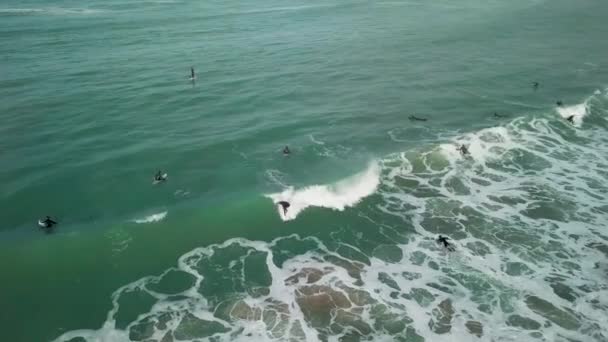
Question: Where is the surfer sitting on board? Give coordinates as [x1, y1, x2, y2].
[283, 146, 291, 156]
[154, 170, 164, 182]
[278, 201, 290, 215]
[436, 235, 455, 251]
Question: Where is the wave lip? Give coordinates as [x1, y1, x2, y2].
[133, 211, 167, 224]
[266, 162, 380, 221]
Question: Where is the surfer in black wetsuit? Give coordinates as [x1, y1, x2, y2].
[457, 144, 469, 156]
[283, 146, 291, 156]
[409, 115, 428, 122]
[278, 201, 290, 215]
[40, 216, 57, 228]
[556, 101, 563, 107]
[190, 67, 195, 80]
[436, 235, 454, 251]
[566, 115, 575, 124]
[493, 112, 506, 118]
[154, 170, 164, 181]
[533, 82, 539, 90]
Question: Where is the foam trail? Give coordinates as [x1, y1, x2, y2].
[133, 211, 167, 224]
[309, 134, 325, 145]
[266, 162, 380, 220]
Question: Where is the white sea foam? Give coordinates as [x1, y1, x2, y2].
[133, 211, 167, 224]
[53, 91, 608, 342]
[556, 102, 588, 127]
[309, 134, 325, 145]
[266, 162, 381, 220]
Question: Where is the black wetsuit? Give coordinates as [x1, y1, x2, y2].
[458, 145, 469, 156]
[566, 115, 575, 124]
[409, 115, 428, 122]
[155, 171, 163, 181]
[42, 216, 57, 228]
[278, 201, 290, 214]
[436, 235, 453, 251]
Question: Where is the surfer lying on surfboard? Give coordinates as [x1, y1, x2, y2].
[39, 216, 57, 229]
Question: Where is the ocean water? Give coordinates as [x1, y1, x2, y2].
[1, 0, 608, 341]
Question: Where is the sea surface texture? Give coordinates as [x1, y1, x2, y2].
[1, 0, 608, 341]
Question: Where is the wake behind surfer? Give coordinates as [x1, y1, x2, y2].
[277, 201, 290, 215]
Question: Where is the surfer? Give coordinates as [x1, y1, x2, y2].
[277, 201, 290, 215]
[436, 235, 455, 251]
[493, 112, 506, 118]
[533, 82, 539, 90]
[154, 170, 164, 182]
[39, 216, 57, 229]
[408, 115, 428, 122]
[457, 144, 469, 156]
[283, 146, 291, 156]
[556, 101, 563, 107]
[190, 67, 195, 81]
[566, 115, 575, 124]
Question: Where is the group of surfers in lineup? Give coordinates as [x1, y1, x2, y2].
[37, 80, 574, 251]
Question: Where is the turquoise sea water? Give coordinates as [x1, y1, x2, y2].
[2, 0, 608, 341]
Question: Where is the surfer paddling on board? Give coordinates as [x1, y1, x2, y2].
[408, 115, 428, 122]
[277, 201, 290, 215]
[533, 82, 539, 90]
[436, 235, 455, 251]
[493, 112, 506, 118]
[39, 216, 57, 229]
